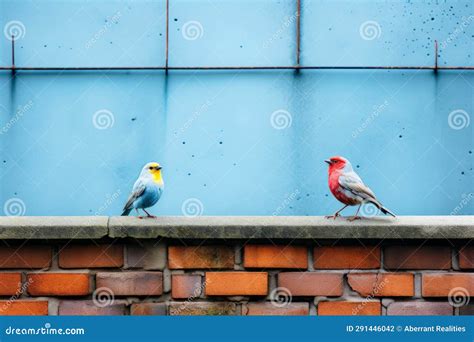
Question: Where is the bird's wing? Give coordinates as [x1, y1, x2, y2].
[338, 171, 377, 201]
[123, 178, 146, 211]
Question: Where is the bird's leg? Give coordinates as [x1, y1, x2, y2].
[142, 209, 157, 219]
[326, 204, 348, 219]
[136, 208, 144, 219]
[348, 204, 362, 221]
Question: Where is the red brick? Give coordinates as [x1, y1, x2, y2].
[59, 244, 123, 268]
[459, 245, 474, 269]
[205, 272, 267, 296]
[314, 246, 380, 269]
[0, 245, 51, 269]
[96, 272, 162, 296]
[387, 302, 453, 315]
[384, 246, 451, 270]
[168, 246, 234, 269]
[0, 300, 48, 315]
[131, 303, 167, 315]
[278, 272, 343, 296]
[243, 302, 309, 316]
[126, 242, 166, 270]
[318, 301, 381, 316]
[348, 273, 414, 297]
[244, 245, 307, 269]
[460, 305, 474, 315]
[169, 302, 237, 315]
[27, 273, 90, 296]
[172, 274, 202, 299]
[0, 273, 21, 295]
[59, 301, 125, 315]
[422, 273, 474, 297]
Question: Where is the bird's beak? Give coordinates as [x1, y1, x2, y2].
[156, 166, 162, 170]
[324, 159, 331, 165]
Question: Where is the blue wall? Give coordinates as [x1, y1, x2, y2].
[0, 0, 473, 216]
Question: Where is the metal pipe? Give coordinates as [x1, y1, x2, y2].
[1, 65, 473, 71]
[11, 35, 15, 69]
[165, 0, 169, 74]
[296, 0, 301, 67]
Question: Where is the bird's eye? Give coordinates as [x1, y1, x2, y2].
[149, 166, 153, 170]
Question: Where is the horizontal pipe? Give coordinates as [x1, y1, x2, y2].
[0, 66, 473, 71]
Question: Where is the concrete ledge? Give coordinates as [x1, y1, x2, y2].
[109, 216, 474, 239]
[0, 216, 472, 239]
[0, 216, 108, 239]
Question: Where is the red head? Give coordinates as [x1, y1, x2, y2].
[325, 156, 349, 173]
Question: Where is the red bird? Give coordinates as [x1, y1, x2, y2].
[325, 156, 395, 221]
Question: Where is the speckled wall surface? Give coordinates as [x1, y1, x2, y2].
[0, 0, 472, 216]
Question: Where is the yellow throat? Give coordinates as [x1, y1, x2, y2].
[152, 170, 163, 184]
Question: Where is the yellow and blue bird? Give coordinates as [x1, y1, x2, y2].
[121, 162, 164, 218]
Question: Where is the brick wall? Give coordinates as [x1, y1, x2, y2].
[0, 240, 472, 316]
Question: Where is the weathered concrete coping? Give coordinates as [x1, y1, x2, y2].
[0, 216, 472, 240]
[0, 216, 108, 239]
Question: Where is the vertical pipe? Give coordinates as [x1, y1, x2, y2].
[165, 0, 170, 74]
[296, 0, 301, 68]
[11, 35, 15, 69]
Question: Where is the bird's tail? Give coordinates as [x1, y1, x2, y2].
[121, 208, 132, 216]
[368, 199, 396, 217]
[380, 206, 396, 217]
